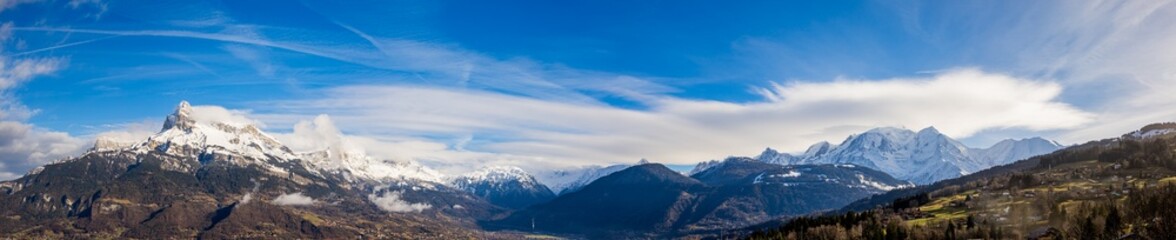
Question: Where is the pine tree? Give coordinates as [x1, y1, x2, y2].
[945, 221, 956, 240]
[1105, 205, 1121, 238]
[966, 215, 975, 230]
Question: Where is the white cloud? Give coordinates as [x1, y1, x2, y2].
[0, 0, 41, 13]
[0, 57, 63, 121]
[92, 119, 158, 145]
[188, 105, 263, 128]
[0, 121, 87, 179]
[271, 192, 316, 206]
[0, 57, 61, 90]
[255, 69, 1090, 172]
[275, 114, 353, 154]
[368, 191, 430, 213]
[0, 34, 86, 180]
[879, 1, 1176, 142]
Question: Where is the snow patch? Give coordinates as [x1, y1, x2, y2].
[1130, 129, 1175, 138]
[752, 171, 802, 184]
[856, 174, 911, 191]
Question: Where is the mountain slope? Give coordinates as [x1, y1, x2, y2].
[0, 101, 501, 238]
[450, 166, 555, 209]
[535, 164, 630, 195]
[486, 160, 910, 238]
[484, 164, 705, 238]
[749, 122, 1176, 239]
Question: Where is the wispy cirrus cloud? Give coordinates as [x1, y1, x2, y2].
[3, 0, 1173, 179]
[250, 68, 1089, 174]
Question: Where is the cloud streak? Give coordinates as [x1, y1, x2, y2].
[253, 68, 1090, 173]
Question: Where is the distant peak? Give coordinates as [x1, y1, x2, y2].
[803, 141, 833, 156]
[162, 100, 196, 131]
[917, 126, 940, 135]
[637, 158, 651, 165]
[761, 147, 779, 155]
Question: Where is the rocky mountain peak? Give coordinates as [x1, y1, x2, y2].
[162, 100, 195, 132]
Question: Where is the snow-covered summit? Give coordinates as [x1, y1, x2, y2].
[449, 166, 555, 209]
[86, 101, 298, 172]
[744, 126, 1062, 185]
[536, 164, 630, 195]
[151, 101, 295, 159]
[300, 148, 442, 183]
[451, 166, 538, 186]
[82, 101, 444, 184]
[967, 137, 1062, 169]
[756, 148, 797, 165]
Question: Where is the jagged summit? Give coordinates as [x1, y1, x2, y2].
[82, 101, 443, 184]
[147, 101, 294, 161]
[917, 126, 940, 135]
[161, 100, 194, 131]
[452, 166, 538, 185]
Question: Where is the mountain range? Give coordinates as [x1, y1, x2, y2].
[0, 101, 1071, 239]
[748, 123, 1176, 239]
[484, 158, 910, 238]
[732, 127, 1062, 184]
[0, 102, 504, 238]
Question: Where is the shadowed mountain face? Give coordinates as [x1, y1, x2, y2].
[483, 159, 909, 238]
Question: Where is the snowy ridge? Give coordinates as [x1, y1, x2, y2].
[300, 149, 442, 183]
[536, 164, 630, 195]
[688, 159, 723, 175]
[756, 148, 798, 165]
[85, 101, 299, 173]
[450, 166, 542, 191]
[80, 101, 444, 184]
[1126, 128, 1176, 139]
[451, 166, 537, 185]
[746, 126, 1062, 185]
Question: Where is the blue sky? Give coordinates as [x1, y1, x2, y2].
[1, 0, 1175, 177]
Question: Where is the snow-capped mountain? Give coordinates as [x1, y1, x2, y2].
[89, 101, 299, 174]
[748, 127, 1062, 185]
[300, 149, 442, 184]
[967, 137, 1062, 169]
[87, 101, 444, 184]
[535, 164, 630, 195]
[494, 159, 912, 236]
[0, 101, 508, 238]
[449, 166, 554, 209]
